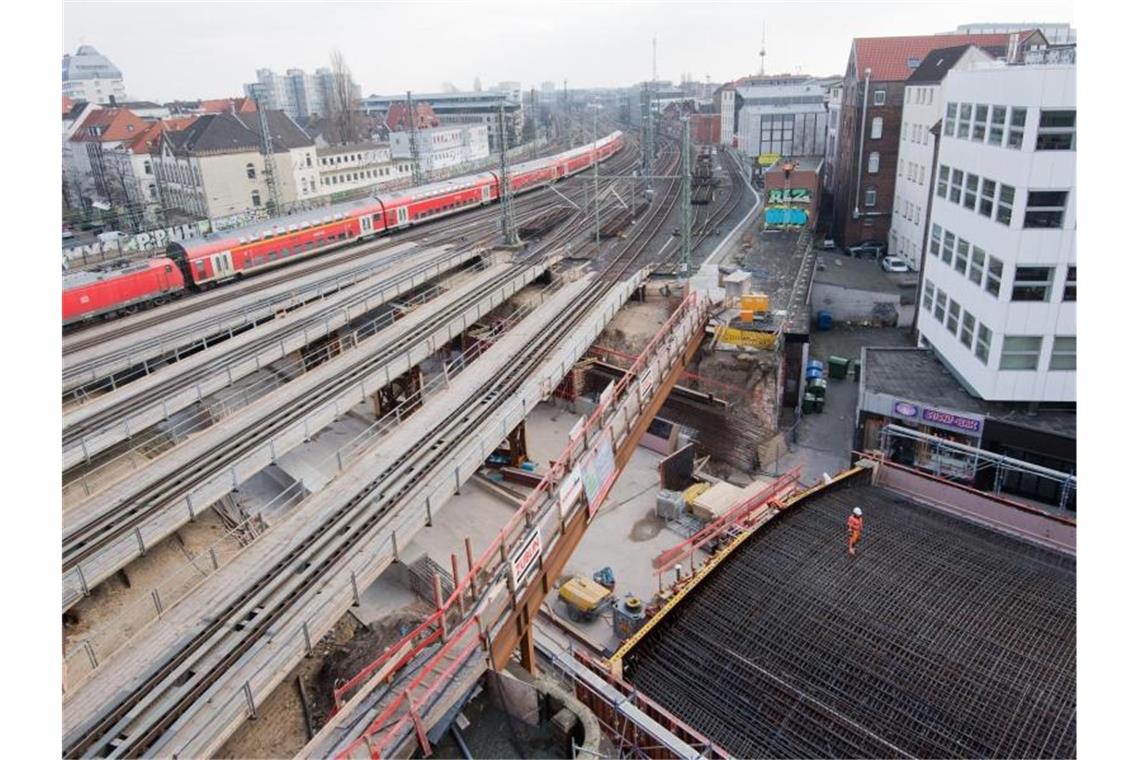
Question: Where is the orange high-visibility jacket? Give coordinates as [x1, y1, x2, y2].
[847, 514, 864, 534]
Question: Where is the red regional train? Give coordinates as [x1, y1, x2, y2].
[63, 131, 624, 326]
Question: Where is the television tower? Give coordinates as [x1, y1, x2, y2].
[760, 23, 767, 76]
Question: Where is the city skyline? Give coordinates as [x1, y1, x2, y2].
[64, 1, 1072, 101]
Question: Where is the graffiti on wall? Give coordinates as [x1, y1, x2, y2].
[763, 207, 809, 226]
[766, 188, 812, 204]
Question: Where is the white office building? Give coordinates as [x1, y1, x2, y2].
[889, 45, 993, 268]
[389, 124, 490, 173]
[917, 54, 1075, 402]
[62, 45, 127, 105]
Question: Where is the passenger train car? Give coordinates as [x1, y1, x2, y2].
[63, 131, 623, 325]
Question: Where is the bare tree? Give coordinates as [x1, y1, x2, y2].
[328, 49, 360, 145]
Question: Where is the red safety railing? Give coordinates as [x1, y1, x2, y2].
[331, 289, 710, 754]
[653, 466, 803, 574]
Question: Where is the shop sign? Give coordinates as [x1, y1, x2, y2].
[891, 399, 983, 436]
[757, 152, 781, 167]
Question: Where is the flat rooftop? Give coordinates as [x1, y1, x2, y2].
[812, 255, 900, 294]
[623, 475, 1076, 758]
[864, 347, 1076, 438]
[740, 229, 815, 335]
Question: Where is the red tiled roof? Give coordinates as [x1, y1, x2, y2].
[200, 97, 256, 114]
[385, 102, 438, 132]
[853, 31, 1039, 81]
[122, 117, 195, 154]
[71, 108, 150, 143]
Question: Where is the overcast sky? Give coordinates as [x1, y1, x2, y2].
[63, 1, 1073, 101]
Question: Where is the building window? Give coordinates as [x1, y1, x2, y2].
[936, 165, 949, 198]
[929, 224, 942, 257]
[873, 89, 886, 106]
[251, 190, 261, 207]
[1064, 266, 1076, 301]
[941, 230, 955, 265]
[957, 104, 971, 138]
[1037, 110, 1076, 150]
[1049, 336, 1076, 370]
[976, 324, 992, 365]
[1008, 107, 1026, 148]
[985, 256, 1003, 297]
[945, 102, 957, 136]
[246, 163, 256, 179]
[864, 187, 877, 207]
[963, 174, 979, 211]
[960, 311, 975, 348]
[949, 169, 963, 204]
[1011, 266, 1055, 301]
[934, 290, 947, 323]
[996, 185, 1015, 225]
[870, 117, 883, 139]
[988, 106, 1006, 146]
[923, 280, 935, 311]
[972, 105, 988, 141]
[1000, 336, 1042, 371]
[867, 151, 880, 173]
[946, 300, 960, 334]
[1024, 190, 1068, 228]
[979, 179, 996, 218]
[969, 246, 986, 285]
[954, 237, 969, 275]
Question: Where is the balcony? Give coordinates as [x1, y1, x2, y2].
[1022, 46, 1076, 65]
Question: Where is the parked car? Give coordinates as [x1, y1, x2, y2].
[61, 226, 75, 241]
[880, 256, 910, 273]
[846, 241, 886, 259]
[818, 238, 836, 250]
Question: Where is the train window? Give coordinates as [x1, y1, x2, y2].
[165, 264, 172, 273]
[294, 246, 302, 256]
[373, 213, 382, 224]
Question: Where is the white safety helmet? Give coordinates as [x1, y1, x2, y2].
[853, 507, 863, 517]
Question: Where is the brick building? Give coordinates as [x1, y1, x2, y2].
[831, 30, 1048, 248]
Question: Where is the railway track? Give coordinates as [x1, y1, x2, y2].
[62, 145, 641, 476]
[63, 135, 677, 760]
[62, 143, 642, 401]
[60, 258, 556, 606]
[61, 247, 485, 470]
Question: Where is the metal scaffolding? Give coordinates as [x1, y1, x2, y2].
[624, 481, 1076, 759]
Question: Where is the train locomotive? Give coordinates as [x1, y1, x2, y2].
[63, 131, 624, 326]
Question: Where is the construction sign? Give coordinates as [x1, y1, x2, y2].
[715, 326, 779, 349]
[758, 152, 781, 167]
[582, 428, 616, 518]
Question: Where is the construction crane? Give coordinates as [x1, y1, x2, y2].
[253, 91, 282, 216]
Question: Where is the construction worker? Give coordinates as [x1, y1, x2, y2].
[847, 507, 864, 556]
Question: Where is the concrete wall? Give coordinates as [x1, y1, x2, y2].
[812, 283, 901, 324]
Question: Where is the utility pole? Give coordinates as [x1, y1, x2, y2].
[680, 117, 692, 277]
[593, 106, 601, 248]
[254, 91, 282, 216]
[497, 104, 518, 246]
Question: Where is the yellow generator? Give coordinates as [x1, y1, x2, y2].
[559, 576, 613, 622]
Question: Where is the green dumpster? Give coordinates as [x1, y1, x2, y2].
[828, 355, 848, 379]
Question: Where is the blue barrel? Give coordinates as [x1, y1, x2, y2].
[816, 311, 833, 330]
[807, 359, 825, 374]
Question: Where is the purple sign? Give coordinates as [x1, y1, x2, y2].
[893, 401, 919, 418]
[920, 407, 983, 434]
[890, 398, 983, 436]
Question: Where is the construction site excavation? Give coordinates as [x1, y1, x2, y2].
[57, 69, 1078, 760]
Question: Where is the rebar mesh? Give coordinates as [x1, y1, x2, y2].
[624, 481, 1076, 759]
